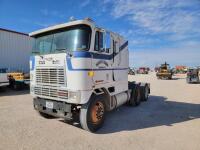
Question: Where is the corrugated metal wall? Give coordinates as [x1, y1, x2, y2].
[0, 30, 33, 73]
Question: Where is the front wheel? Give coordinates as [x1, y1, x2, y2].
[79, 95, 106, 132]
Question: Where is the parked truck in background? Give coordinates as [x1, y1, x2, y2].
[137, 67, 149, 74]
[0, 28, 32, 89]
[175, 65, 187, 74]
[186, 68, 199, 83]
[29, 18, 150, 132]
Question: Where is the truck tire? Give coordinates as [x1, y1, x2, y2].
[80, 95, 106, 132]
[38, 111, 55, 119]
[129, 85, 141, 106]
[141, 85, 149, 101]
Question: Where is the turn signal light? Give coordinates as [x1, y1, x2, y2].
[88, 71, 94, 77]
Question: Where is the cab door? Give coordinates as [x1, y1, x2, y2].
[92, 30, 113, 84]
[111, 34, 121, 81]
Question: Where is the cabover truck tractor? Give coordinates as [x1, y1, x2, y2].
[29, 18, 150, 132]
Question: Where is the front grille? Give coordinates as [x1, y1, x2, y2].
[36, 68, 65, 86]
[34, 86, 68, 100]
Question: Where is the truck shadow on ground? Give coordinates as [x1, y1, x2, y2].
[0, 87, 29, 96]
[97, 95, 200, 134]
[158, 77, 182, 80]
[59, 95, 200, 134]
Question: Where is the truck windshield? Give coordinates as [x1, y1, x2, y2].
[32, 25, 91, 54]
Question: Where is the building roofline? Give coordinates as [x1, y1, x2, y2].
[0, 28, 28, 36]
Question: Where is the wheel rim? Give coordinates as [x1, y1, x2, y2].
[91, 101, 104, 124]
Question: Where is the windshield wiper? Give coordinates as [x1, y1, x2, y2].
[54, 48, 74, 57]
[32, 51, 40, 54]
[57, 48, 74, 57]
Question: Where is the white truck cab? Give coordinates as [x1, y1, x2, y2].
[0, 68, 9, 87]
[29, 18, 150, 132]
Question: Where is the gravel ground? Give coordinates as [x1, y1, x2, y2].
[0, 72, 199, 150]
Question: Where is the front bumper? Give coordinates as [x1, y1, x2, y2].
[31, 85, 93, 104]
[33, 98, 72, 119]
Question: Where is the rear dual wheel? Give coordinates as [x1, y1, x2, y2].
[141, 85, 149, 101]
[80, 95, 106, 132]
[129, 85, 141, 106]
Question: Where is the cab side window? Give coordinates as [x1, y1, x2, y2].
[105, 32, 111, 53]
[95, 31, 111, 53]
[95, 31, 104, 52]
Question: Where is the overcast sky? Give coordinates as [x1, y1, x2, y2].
[0, 0, 200, 68]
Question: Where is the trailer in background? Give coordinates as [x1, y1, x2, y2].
[0, 28, 33, 89]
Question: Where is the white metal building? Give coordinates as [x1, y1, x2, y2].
[0, 28, 32, 73]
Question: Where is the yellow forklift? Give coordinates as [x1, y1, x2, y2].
[156, 62, 173, 79]
[7, 72, 30, 90]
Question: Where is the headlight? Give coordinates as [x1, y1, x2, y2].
[68, 91, 81, 101]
